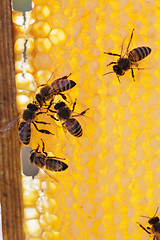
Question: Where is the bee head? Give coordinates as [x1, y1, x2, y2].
[113, 65, 124, 76]
[149, 217, 159, 225]
[35, 94, 43, 107]
[54, 101, 66, 110]
[27, 103, 39, 112]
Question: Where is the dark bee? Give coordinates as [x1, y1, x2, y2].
[137, 208, 160, 240]
[18, 103, 54, 145]
[36, 72, 76, 107]
[47, 99, 89, 137]
[104, 29, 151, 82]
[0, 102, 54, 145]
[30, 139, 68, 179]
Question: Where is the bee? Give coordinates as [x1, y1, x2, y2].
[137, 208, 160, 240]
[0, 102, 54, 145]
[30, 139, 68, 182]
[35, 72, 76, 107]
[47, 99, 89, 137]
[104, 29, 152, 82]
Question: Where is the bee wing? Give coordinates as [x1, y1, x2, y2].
[42, 168, 59, 183]
[46, 157, 68, 171]
[0, 115, 21, 132]
[46, 64, 66, 85]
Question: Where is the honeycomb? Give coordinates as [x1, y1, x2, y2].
[12, 0, 160, 239]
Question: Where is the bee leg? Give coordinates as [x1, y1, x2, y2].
[72, 99, 77, 112]
[46, 98, 54, 111]
[47, 109, 57, 114]
[116, 75, 121, 83]
[47, 114, 59, 121]
[41, 139, 48, 156]
[58, 93, 68, 101]
[104, 52, 121, 57]
[35, 120, 50, 125]
[131, 68, 135, 81]
[50, 156, 66, 160]
[72, 108, 89, 117]
[137, 222, 151, 235]
[36, 111, 47, 116]
[60, 73, 72, 79]
[32, 121, 55, 135]
[106, 61, 117, 67]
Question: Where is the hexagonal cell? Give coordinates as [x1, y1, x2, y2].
[16, 73, 36, 91]
[49, 28, 67, 45]
[24, 207, 39, 219]
[12, 10, 35, 26]
[40, 181, 57, 195]
[35, 38, 52, 53]
[33, 5, 51, 20]
[35, 70, 51, 85]
[36, 196, 57, 213]
[42, 231, 62, 240]
[32, 53, 53, 70]
[25, 219, 42, 236]
[15, 60, 35, 73]
[31, 21, 51, 37]
[39, 213, 58, 230]
[16, 94, 32, 109]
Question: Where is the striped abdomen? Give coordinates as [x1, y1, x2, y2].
[62, 118, 83, 137]
[50, 79, 76, 94]
[46, 157, 68, 171]
[129, 47, 151, 62]
[18, 121, 31, 145]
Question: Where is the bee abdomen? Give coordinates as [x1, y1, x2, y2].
[46, 158, 68, 171]
[18, 121, 31, 145]
[129, 47, 151, 62]
[51, 79, 76, 93]
[63, 118, 83, 137]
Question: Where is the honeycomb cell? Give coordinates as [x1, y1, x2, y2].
[31, 21, 51, 37]
[32, 53, 53, 70]
[23, 190, 39, 206]
[49, 29, 67, 45]
[25, 219, 42, 236]
[16, 94, 32, 109]
[16, 73, 36, 91]
[33, 5, 51, 20]
[35, 38, 52, 53]
[12, 10, 35, 26]
[24, 207, 39, 219]
[36, 196, 57, 213]
[15, 60, 35, 73]
[40, 181, 57, 195]
[39, 213, 58, 230]
[35, 70, 51, 85]
[14, 38, 34, 54]
[42, 231, 62, 240]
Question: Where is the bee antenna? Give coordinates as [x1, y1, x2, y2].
[153, 207, 159, 217]
[103, 71, 114, 76]
[140, 215, 150, 219]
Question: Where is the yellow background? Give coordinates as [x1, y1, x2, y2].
[13, 0, 160, 239]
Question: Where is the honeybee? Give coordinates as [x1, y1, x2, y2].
[104, 29, 152, 82]
[47, 99, 89, 137]
[137, 208, 160, 240]
[0, 102, 54, 145]
[36, 72, 76, 107]
[30, 139, 68, 181]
